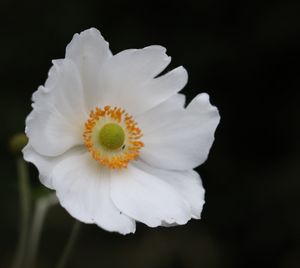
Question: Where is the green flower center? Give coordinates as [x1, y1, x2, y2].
[99, 123, 125, 150]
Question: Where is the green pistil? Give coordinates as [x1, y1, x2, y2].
[99, 123, 125, 150]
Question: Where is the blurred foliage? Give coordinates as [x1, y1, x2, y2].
[9, 133, 28, 155]
[1, 0, 300, 267]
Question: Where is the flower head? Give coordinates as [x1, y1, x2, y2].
[23, 28, 220, 234]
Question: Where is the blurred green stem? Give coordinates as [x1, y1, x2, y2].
[26, 193, 58, 268]
[56, 220, 81, 268]
[12, 157, 31, 268]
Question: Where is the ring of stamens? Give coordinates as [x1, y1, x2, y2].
[83, 105, 144, 169]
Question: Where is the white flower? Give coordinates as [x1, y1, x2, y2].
[23, 28, 220, 234]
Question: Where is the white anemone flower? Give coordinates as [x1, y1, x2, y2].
[23, 28, 220, 234]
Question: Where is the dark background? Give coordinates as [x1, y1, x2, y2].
[1, 0, 300, 267]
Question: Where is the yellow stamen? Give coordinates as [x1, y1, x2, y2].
[83, 106, 144, 169]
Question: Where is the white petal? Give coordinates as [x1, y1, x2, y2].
[134, 161, 205, 219]
[26, 59, 87, 157]
[186, 92, 216, 113]
[85, 46, 186, 115]
[136, 93, 186, 134]
[131, 66, 188, 115]
[66, 28, 112, 66]
[22, 143, 86, 189]
[169, 93, 186, 108]
[65, 28, 112, 110]
[52, 153, 135, 235]
[139, 93, 220, 170]
[110, 163, 191, 227]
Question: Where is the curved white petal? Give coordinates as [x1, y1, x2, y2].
[22, 143, 86, 189]
[65, 28, 112, 110]
[110, 163, 191, 227]
[170, 93, 186, 108]
[136, 94, 186, 134]
[52, 153, 136, 235]
[131, 66, 188, 115]
[139, 93, 220, 170]
[186, 92, 216, 113]
[26, 59, 87, 157]
[66, 28, 112, 66]
[85, 46, 186, 115]
[134, 161, 205, 219]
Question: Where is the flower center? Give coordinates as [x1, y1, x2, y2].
[99, 123, 125, 150]
[83, 105, 144, 169]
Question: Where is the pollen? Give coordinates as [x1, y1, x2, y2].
[83, 105, 144, 169]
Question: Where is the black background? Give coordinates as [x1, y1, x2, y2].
[1, 0, 300, 267]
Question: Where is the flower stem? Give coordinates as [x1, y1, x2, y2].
[12, 157, 31, 268]
[26, 193, 58, 268]
[56, 221, 81, 268]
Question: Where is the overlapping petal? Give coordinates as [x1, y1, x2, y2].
[136, 94, 186, 134]
[82, 45, 187, 115]
[65, 28, 112, 110]
[65, 29, 186, 115]
[139, 93, 220, 170]
[133, 161, 205, 219]
[52, 152, 136, 234]
[26, 59, 87, 157]
[110, 163, 191, 227]
[22, 143, 85, 189]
